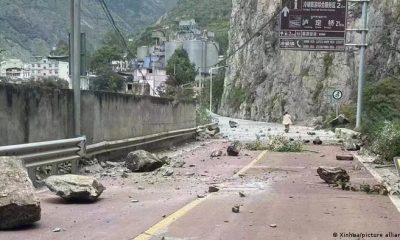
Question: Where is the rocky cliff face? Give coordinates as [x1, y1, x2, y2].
[220, 0, 400, 123]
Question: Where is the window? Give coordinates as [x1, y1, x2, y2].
[55, 70, 58, 74]
[31, 64, 34, 68]
[43, 66, 46, 70]
[43, 73, 46, 76]
[49, 70, 53, 74]
[38, 64, 41, 68]
[49, 64, 52, 68]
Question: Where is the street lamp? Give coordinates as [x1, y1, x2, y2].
[209, 65, 227, 112]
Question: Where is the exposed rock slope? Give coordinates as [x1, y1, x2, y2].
[220, 0, 400, 122]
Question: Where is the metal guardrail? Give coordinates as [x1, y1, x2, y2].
[0, 123, 217, 185]
[86, 123, 218, 156]
[0, 136, 86, 185]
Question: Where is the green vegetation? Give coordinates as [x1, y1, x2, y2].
[89, 68, 124, 92]
[166, 49, 197, 85]
[246, 135, 303, 152]
[323, 53, 333, 78]
[369, 121, 400, 161]
[196, 106, 212, 125]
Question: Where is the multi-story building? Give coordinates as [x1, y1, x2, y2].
[0, 59, 30, 79]
[29, 57, 70, 81]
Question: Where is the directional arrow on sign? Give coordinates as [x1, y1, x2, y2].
[282, 6, 290, 17]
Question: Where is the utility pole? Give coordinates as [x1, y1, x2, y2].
[355, 0, 369, 129]
[70, 0, 81, 136]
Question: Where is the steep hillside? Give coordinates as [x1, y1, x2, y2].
[220, 0, 400, 122]
[133, 0, 232, 54]
[0, 0, 177, 60]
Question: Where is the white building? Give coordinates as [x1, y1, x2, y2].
[0, 59, 30, 80]
[29, 58, 70, 81]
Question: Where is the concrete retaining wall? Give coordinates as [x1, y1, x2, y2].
[0, 84, 196, 146]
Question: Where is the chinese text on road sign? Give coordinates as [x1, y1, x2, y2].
[279, 0, 347, 51]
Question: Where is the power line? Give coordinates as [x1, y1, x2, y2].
[97, 0, 129, 56]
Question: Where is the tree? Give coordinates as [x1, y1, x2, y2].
[89, 32, 128, 72]
[90, 67, 124, 92]
[166, 48, 197, 86]
[24, 77, 69, 89]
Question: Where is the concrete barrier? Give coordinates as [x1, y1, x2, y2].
[0, 84, 196, 146]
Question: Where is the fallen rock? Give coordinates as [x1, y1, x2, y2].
[156, 167, 174, 177]
[211, 150, 223, 158]
[270, 224, 277, 228]
[0, 157, 41, 229]
[52, 227, 62, 232]
[239, 192, 246, 197]
[307, 132, 316, 136]
[45, 174, 105, 202]
[330, 114, 350, 127]
[317, 167, 350, 184]
[209, 186, 220, 193]
[172, 160, 186, 168]
[336, 154, 354, 161]
[313, 137, 323, 145]
[227, 141, 241, 156]
[229, 120, 239, 128]
[232, 205, 240, 213]
[343, 139, 361, 151]
[125, 150, 166, 172]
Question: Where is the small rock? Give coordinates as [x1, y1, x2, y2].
[209, 186, 220, 193]
[52, 228, 62, 232]
[185, 172, 195, 177]
[269, 224, 277, 228]
[131, 199, 139, 203]
[227, 141, 241, 156]
[232, 205, 240, 213]
[317, 167, 350, 184]
[239, 192, 246, 197]
[197, 194, 205, 198]
[313, 137, 323, 145]
[172, 161, 186, 168]
[307, 132, 316, 136]
[189, 164, 196, 168]
[229, 120, 239, 128]
[211, 150, 223, 158]
[336, 154, 354, 161]
[138, 186, 145, 190]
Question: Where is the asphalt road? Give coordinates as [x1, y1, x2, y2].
[2, 117, 400, 240]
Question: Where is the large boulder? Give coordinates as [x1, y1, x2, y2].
[0, 157, 41, 229]
[227, 141, 241, 156]
[229, 120, 239, 128]
[45, 175, 105, 202]
[317, 167, 350, 184]
[330, 114, 350, 127]
[125, 150, 166, 172]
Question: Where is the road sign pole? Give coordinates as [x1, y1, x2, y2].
[355, 0, 369, 129]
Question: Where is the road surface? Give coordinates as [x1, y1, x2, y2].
[2, 117, 400, 240]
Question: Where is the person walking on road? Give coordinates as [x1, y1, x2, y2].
[282, 112, 293, 133]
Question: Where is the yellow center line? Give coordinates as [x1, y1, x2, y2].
[133, 150, 268, 240]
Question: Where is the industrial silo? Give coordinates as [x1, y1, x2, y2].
[137, 46, 149, 61]
[206, 42, 220, 73]
[183, 40, 204, 74]
[165, 41, 183, 65]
